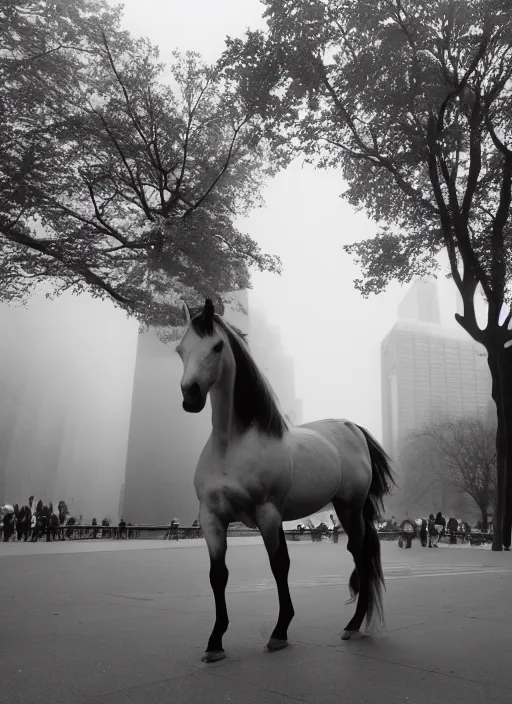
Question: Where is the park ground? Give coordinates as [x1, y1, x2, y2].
[0, 537, 511, 704]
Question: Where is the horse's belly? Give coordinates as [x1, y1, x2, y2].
[282, 428, 341, 521]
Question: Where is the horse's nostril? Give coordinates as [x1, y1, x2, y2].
[182, 381, 201, 398]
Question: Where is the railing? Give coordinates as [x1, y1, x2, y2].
[0, 524, 494, 543]
[1, 524, 336, 541]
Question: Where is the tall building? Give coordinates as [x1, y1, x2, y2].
[122, 292, 303, 524]
[397, 278, 441, 324]
[381, 279, 492, 517]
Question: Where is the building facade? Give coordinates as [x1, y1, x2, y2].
[381, 280, 492, 518]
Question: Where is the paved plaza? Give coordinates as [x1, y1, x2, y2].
[1, 537, 511, 704]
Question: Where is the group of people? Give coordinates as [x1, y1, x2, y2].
[418, 513, 472, 547]
[1, 498, 62, 543]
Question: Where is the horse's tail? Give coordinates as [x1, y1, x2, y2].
[356, 424, 396, 628]
[357, 425, 396, 510]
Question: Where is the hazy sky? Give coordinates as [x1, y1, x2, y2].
[112, 0, 468, 438]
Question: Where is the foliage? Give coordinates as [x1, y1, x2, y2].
[1, 0, 280, 326]
[57, 500, 69, 524]
[223, 0, 512, 343]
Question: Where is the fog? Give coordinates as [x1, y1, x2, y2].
[0, 289, 138, 520]
[0, 0, 496, 522]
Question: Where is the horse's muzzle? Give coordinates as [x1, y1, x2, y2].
[182, 396, 206, 413]
[181, 381, 206, 413]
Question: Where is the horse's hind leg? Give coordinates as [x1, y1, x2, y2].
[256, 503, 295, 652]
[332, 499, 369, 640]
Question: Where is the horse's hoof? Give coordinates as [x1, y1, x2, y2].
[201, 650, 226, 663]
[341, 629, 359, 641]
[265, 637, 289, 652]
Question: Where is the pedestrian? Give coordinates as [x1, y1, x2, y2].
[399, 518, 415, 548]
[419, 518, 428, 547]
[447, 516, 458, 544]
[330, 513, 340, 544]
[434, 511, 446, 546]
[2, 507, 15, 542]
[428, 513, 437, 547]
[118, 518, 127, 539]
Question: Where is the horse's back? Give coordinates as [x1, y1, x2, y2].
[284, 419, 372, 518]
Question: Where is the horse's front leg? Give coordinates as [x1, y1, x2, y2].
[200, 507, 229, 663]
[255, 503, 295, 652]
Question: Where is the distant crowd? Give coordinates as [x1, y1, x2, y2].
[0, 499, 202, 543]
[381, 512, 491, 548]
[0, 497, 125, 543]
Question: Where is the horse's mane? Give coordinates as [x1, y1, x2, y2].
[190, 312, 288, 439]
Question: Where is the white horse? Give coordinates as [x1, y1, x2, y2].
[177, 299, 395, 662]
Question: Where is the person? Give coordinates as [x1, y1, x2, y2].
[434, 511, 446, 546]
[330, 513, 340, 544]
[447, 516, 458, 545]
[16, 506, 31, 542]
[419, 518, 428, 547]
[118, 518, 127, 539]
[399, 518, 415, 548]
[48, 511, 60, 541]
[91, 518, 99, 539]
[428, 513, 437, 547]
[2, 508, 15, 542]
[170, 517, 180, 541]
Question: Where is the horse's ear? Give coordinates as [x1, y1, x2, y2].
[204, 298, 215, 319]
[203, 298, 215, 332]
[182, 300, 191, 325]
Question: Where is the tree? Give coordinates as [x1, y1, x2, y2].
[222, 0, 512, 549]
[1, 0, 280, 327]
[415, 418, 496, 529]
[57, 500, 69, 525]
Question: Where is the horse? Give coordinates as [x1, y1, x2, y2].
[176, 298, 395, 663]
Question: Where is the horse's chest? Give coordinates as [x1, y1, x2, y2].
[194, 435, 290, 524]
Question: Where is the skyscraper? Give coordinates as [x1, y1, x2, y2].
[381, 279, 492, 516]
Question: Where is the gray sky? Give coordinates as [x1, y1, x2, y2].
[113, 0, 468, 438]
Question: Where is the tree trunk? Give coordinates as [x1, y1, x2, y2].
[488, 347, 506, 550]
[500, 352, 512, 549]
[477, 505, 488, 532]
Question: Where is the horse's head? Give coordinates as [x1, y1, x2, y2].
[177, 298, 231, 413]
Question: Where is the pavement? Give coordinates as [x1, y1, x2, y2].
[0, 537, 511, 704]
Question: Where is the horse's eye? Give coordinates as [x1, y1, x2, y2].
[213, 341, 224, 353]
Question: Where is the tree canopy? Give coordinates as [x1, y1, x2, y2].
[1, 0, 280, 325]
[223, 0, 512, 343]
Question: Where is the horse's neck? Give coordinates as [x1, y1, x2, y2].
[209, 355, 237, 452]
